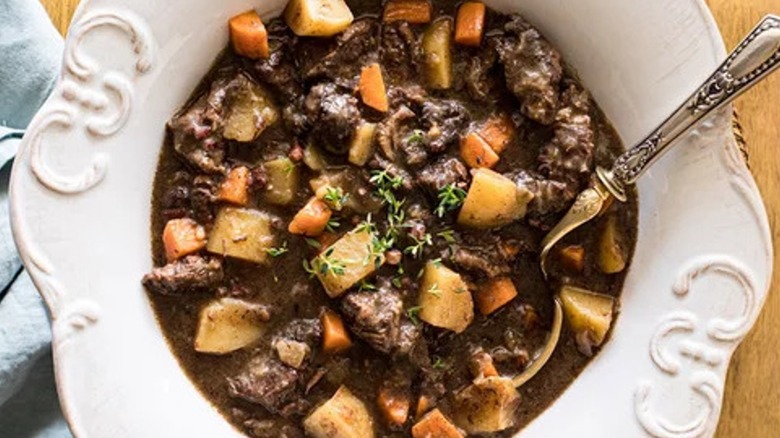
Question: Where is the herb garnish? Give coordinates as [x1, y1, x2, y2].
[303, 247, 346, 277]
[404, 233, 432, 259]
[434, 184, 467, 217]
[265, 241, 289, 258]
[323, 186, 349, 210]
[407, 306, 423, 325]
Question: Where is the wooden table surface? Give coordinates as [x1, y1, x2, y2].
[38, 0, 780, 436]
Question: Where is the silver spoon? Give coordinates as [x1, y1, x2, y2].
[515, 14, 780, 388]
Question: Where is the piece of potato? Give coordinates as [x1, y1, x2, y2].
[304, 386, 375, 438]
[412, 409, 464, 438]
[598, 215, 627, 274]
[560, 285, 615, 347]
[418, 261, 474, 333]
[194, 298, 269, 354]
[304, 143, 330, 171]
[285, 0, 354, 37]
[313, 229, 385, 297]
[453, 377, 520, 434]
[457, 168, 534, 229]
[349, 123, 377, 166]
[422, 18, 454, 89]
[223, 75, 278, 142]
[274, 339, 311, 369]
[206, 207, 274, 263]
[263, 157, 299, 206]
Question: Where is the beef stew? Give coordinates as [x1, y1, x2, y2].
[143, 1, 638, 436]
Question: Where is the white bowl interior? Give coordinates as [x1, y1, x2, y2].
[12, 0, 772, 436]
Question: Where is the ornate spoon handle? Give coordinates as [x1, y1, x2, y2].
[599, 15, 780, 201]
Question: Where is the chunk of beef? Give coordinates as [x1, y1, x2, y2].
[305, 19, 380, 86]
[453, 248, 511, 279]
[142, 255, 223, 295]
[280, 318, 322, 345]
[514, 83, 595, 226]
[387, 84, 426, 108]
[397, 320, 423, 359]
[450, 232, 521, 279]
[420, 99, 469, 153]
[228, 357, 301, 415]
[304, 83, 362, 154]
[495, 15, 563, 125]
[538, 83, 594, 184]
[168, 84, 228, 174]
[190, 175, 218, 224]
[417, 156, 469, 193]
[251, 20, 302, 100]
[250, 24, 308, 135]
[341, 287, 405, 354]
[380, 21, 421, 82]
[376, 105, 416, 163]
[465, 38, 501, 102]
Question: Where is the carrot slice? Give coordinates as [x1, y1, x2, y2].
[321, 309, 352, 353]
[359, 63, 389, 112]
[229, 10, 270, 59]
[478, 113, 515, 154]
[383, 0, 432, 24]
[163, 218, 207, 262]
[474, 277, 518, 315]
[288, 198, 332, 237]
[377, 386, 411, 427]
[454, 2, 486, 47]
[559, 245, 585, 273]
[460, 132, 499, 168]
[415, 394, 433, 420]
[218, 166, 251, 205]
[412, 409, 464, 438]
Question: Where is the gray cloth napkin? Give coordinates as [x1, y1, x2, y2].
[0, 0, 71, 436]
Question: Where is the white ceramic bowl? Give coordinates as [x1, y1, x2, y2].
[10, 0, 773, 436]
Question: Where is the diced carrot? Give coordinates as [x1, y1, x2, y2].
[229, 10, 270, 59]
[218, 166, 251, 205]
[559, 245, 585, 273]
[454, 2, 486, 47]
[288, 198, 332, 237]
[377, 386, 411, 427]
[383, 0, 432, 24]
[415, 395, 432, 420]
[411, 409, 464, 438]
[460, 132, 499, 169]
[469, 351, 499, 379]
[478, 113, 515, 154]
[163, 218, 207, 262]
[321, 309, 352, 354]
[474, 277, 518, 315]
[359, 63, 389, 112]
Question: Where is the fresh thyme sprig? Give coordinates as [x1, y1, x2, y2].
[434, 184, 467, 217]
[303, 247, 346, 277]
[323, 186, 349, 210]
[265, 241, 289, 258]
[404, 233, 432, 259]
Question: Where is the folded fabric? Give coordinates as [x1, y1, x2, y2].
[0, 0, 71, 436]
